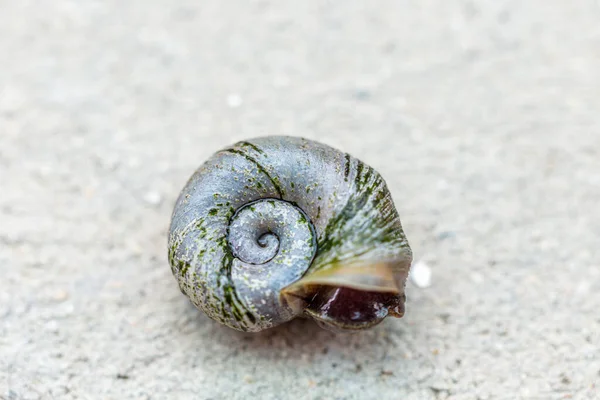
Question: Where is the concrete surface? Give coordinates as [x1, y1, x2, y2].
[1, 1, 599, 399]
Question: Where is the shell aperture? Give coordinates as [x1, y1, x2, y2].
[168, 136, 412, 332]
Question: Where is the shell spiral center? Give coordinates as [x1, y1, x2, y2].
[226, 198, 318, 327]
[228, 199, 317, 267]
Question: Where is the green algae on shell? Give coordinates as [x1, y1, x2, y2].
[168, 136, 412, 332]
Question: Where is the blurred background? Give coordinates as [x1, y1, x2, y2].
[1, 1, 599, 399]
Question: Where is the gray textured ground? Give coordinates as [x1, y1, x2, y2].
[1, 1, 599, 399]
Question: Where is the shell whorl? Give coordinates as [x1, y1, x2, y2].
[168, 136, 412, 332]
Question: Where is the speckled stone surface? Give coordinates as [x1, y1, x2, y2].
[1, 1, 599, 399]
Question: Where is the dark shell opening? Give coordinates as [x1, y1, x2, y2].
[302, 285, 406, 332]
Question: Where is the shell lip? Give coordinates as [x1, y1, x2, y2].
[280, 260, 409, 331]
[281, 261, 404, 294]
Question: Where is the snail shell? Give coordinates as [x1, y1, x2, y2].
[168, 136, 412, 332]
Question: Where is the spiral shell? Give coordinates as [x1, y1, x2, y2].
[168, 136, 412, 332]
